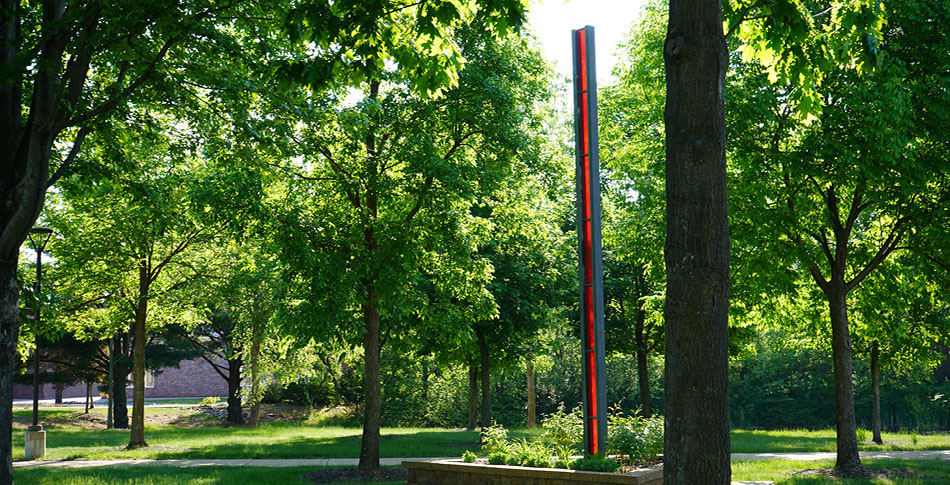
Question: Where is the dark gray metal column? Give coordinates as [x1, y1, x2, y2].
[572, 25, 607, 457]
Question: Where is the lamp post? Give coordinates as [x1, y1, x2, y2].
[25, 226, 53, 460]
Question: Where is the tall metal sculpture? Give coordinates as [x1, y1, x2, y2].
[572, 25, 607, 456]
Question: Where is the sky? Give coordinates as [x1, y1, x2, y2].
[525, 0, 649, 83]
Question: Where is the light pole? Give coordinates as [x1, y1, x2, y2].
[26, 226, 53, 460]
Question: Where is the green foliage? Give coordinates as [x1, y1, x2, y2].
[487, 451, 509, 465]
[461, 450, 477, 463]
[607, 410, 664, 466]
[198, 397, 221, 406]
[568, 454, 620, 473]
[480, 423, 510, 454]
[541, 404, 583, 458]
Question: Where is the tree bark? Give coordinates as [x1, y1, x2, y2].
[467, 356, 478, 431]
[663, 0, 731, 482]
[827, 285, 863, 475]
[128, 262, 149, 449]
[476, 326, 491, 427]
[55, 384, 64, 404]
[637, 347, 652, 418]
[247, 311, 263, 429]
[0, 258, 20, 484]
[112, 334, 130, 429]
[226, 357, 244, 425]
[526, 356, 536, 428]
[358, 282, 382, 470]
[871, 340, 882, 444]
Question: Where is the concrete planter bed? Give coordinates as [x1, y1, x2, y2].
[403, 458, 663, 485]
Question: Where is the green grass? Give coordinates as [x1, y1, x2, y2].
[13, 466, 403, 485]
[731, 429, 950, 453]
[12, 408, 949, 463]
[732, 458, 950, 484]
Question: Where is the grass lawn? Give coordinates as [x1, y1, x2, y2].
[11, 407, 948, 463]
[13, 466, 402, 485]
[13, 459, 949, 485]
[732, 458, 950, 484]
[731, 429, 950, 453]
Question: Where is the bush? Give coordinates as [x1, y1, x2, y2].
[553, 457, 572, 469]
[462, 450, 477, 463]
[488, 452, 509, 465]
[568, 454, 620, 473]
[541, 404, 584, 458]
[607, 410, 664, 466]
[480, 422, 510, 454]
[198, 396, 221, 406]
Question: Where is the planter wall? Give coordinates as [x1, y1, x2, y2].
[403, 458, 662, 485]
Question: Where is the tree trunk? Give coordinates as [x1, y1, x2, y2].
[827, 285, 863, 476]
[226, 357, 244, 425]
[663, 0, 731, 482]
[55, 384, 64, 404]
[526, 356, 536, 428]
[467, 356, 478, 431]
[358, 283, 382, 470]
[476, 326, 491, 427]
[247, 312, 263, 429]
[0, 258, 20, 484]
[128, 263, 149, 449]
[871, 340, 882, 444]
[112, 367, 129, 429]
[637, 348, 652, 418]
[421, 359, 429, 403]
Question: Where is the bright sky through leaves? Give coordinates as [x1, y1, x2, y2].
[527, 0, 648, 82]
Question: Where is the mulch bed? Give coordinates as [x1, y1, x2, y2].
[792, 468, 930, 479]
[301, 468, 408, 483]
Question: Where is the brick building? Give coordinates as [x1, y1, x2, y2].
[13, 357, 229, 400]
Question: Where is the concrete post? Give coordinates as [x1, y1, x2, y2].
[25, 425, 45, 460]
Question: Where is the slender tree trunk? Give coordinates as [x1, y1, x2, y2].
[467, 356, 478, 430]
[663, 0, 731, 482]
[637, 348, 652, 418]
[476, 327, 491, 427]
[871, 340, 882, 444]
[226, 357, 244, 425]
[84, 383, 92, 413]
[55, 384, 64, 404]
[421, 359, 429, 403]
[128, 263, 149, 449]
[0, 258, 20, 484]
[247, 313, 263, 429]
[358, 283, 382, 470]
[526, 356, 536, 428]
[827, 285, 863, 476]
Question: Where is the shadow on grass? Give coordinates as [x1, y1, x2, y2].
[731, 430, 838, 453]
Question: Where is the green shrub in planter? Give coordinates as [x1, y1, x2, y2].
[481, 423, 510, 454]
[607, 410, 664, 466]
[568, 454, 620, 473]
[462, 450, 477, 463]
[488, 452, 509, 465]
[553, 458, 572, 469]
[542, 404, 584, 459]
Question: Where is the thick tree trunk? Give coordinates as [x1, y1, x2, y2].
[476, 327, 491, 427]
[467, 356, 478, 431]
[358, 284, 382, 470]
[663, 0, 731, 482]
[55, 384, 64, 404]
[827, 286, 863, 476]
[637, 348, 652, 418]
[871, 340, 882, 444]
[128, 264, 149, 449]
[0, 258, 20, 484]
[226, 357, 244, 425]
[526, 356, 536, 428]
